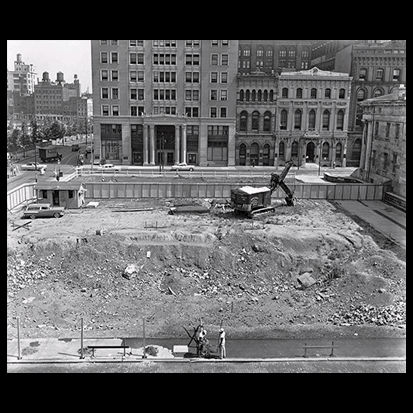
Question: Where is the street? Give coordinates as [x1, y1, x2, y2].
[7, 360, 406, 373]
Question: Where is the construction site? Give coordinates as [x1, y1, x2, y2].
[7, 164, 406, 352]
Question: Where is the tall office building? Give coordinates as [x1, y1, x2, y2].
[91, 40, 239, 166]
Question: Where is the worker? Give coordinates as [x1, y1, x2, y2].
[218, 328, 226, 359]
[198, 327, 208, 357]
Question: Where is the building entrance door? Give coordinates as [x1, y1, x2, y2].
[52, 190, 59, 206]
[156, 125, 175, 166]
[306, 142, 316, 163]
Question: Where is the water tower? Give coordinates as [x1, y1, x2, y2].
[56, 71, 64, 85]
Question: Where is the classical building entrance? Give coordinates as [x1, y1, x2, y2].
[156, 125, 175, 166]
[306, 142, 316, 163]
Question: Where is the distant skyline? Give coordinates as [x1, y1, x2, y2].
[7, 40, 92, 93]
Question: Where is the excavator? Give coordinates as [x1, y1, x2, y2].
[230, 160, 296, 218]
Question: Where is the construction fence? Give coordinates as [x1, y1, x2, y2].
[7, 181, 385, 212]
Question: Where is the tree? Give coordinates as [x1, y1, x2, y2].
[49, 120, 66, 141]
[7, 128, 21, 159]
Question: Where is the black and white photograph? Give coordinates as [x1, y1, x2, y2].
[7, 40, 406, 373]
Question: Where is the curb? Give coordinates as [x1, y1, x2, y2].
[7, 356, 406, 365]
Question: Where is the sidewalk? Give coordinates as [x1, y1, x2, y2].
[7, 336, 406, 364]
[336, 200, 406, 248]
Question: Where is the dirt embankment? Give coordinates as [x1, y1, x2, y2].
[7, 199, 406, 340]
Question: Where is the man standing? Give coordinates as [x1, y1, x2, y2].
[218, 328, 226, 359]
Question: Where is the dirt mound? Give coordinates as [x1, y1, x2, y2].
[7, 199, 406, 340]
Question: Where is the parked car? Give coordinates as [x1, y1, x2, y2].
[21, 162, 47, 171]
[22, 203, 64, 219]
[97, 163, 121, 172]
[72, 144, 80, 151]
[170, 162, 196, 172]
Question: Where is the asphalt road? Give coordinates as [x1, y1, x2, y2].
[6, 360, 406, 373]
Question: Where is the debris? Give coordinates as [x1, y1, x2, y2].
[168, 286, 176, 296]
[122, 264, 138, 280]
[297, 273, 316, 289]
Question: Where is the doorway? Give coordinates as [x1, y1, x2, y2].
[156, 125, 175, 166]
[52, 190, 59, 206]
[306, 142, 316, 163]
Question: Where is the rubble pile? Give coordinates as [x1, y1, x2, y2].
[329, 302, 406, 327]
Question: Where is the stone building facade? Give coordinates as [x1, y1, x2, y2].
[276, 67, 352, 168]
[356, 85, 406, 198]
[91, 40, 239, 166]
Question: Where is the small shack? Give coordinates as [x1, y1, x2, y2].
[34, 181, 87, 209]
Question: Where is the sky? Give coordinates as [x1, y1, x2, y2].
[7, 40, 92, 93]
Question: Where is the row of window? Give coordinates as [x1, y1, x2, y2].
[279, 109, 345, 131]
[100, 105, 229, 118]
[100, 52, 230, 67]
[374, 121, 402, 139]
[280, 87, 347, 99]
[239, 46, 310, 58]
[102, 40, 229, 48]
[359, 67, 402, 81]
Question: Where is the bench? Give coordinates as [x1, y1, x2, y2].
[303, 341, 337, 358]
[86, 345, 130, 358]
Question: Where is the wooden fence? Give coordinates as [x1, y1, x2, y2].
[7, 181, 386, 212]
[83, 181, 385, 201]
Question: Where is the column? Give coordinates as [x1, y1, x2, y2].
[149, 125, 155, 165]
[122, 123, 131, 165]
[342, 139, 347, 168]
[143, 125, 148, 165]
[175, 125, 180, 165]
[181, 124, 187, 163]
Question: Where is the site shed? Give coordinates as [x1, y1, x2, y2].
[34, 182, 87, 209]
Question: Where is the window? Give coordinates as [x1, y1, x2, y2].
[220, 90, 227, 101]
[252, 111, 259, 131]
[102, 88, 109, 99]
[374, 121, 379, 136]
[339, 88, 346, 99]
[264, 112, 271, 132]
[280, 109, 288, 130]
[210, 72, 218, 83]
[337, 110, 345, 131]
[112, 105, 119, 116]
[336, 142, 342, 159]
[309, 109, 316, 130]
[130, 71, 136, 82]
[101, 52, 108, 64]
[212, 40, 219, 46]
[325, 88, 331, 99]
[257, 47, 264, 57]
[392, 153, 398, 173]
[374, 88, 383, 97]
[359, 68, 367, 80]
[102, 105, 109, 116]
[221, 72, 228, 83]
[323, 110, 330, 130]
[386, 122, 391, 138]
[210, 107, 217, 118]
[211, 54, 219, 65]
[322, 142, 329, 159]
[296, 88, 303, 99]
[393, 69, 401, 81]
[111, 70, 118, 81]
[221, 54, 229, 65]
[68, 190, 74, 199]
[137, 53, 144, 64]
[376, 68, 384, 80]
[131, 106, 137, 116]
[111, 88, 119, 99]
[282, 88, 288, 98]
[395, 123, 400, 139]
[130, 53, 137, 64]
[111, 52, 118, 64]
[291, 141, 298, 158]
[357, 88, 366, 101]
[220, 107, 227, 118]
[240, 111, 247, 132]
[310, 88, 317, 99]
[210, 90, 217, 101]
[294, 110, 302, 130]
[279, 141, 285, 159]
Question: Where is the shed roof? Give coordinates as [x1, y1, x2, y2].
[34, 181, 86, 191]
[237, 186, 270, 195]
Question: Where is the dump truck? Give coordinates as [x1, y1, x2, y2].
[38, 145, 62, 163]
[231, 160, 295, 218]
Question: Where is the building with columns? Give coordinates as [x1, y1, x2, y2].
[91, 40, 239, 166]
[276, 67, 352, 168]
[356, 85, 406, 197]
